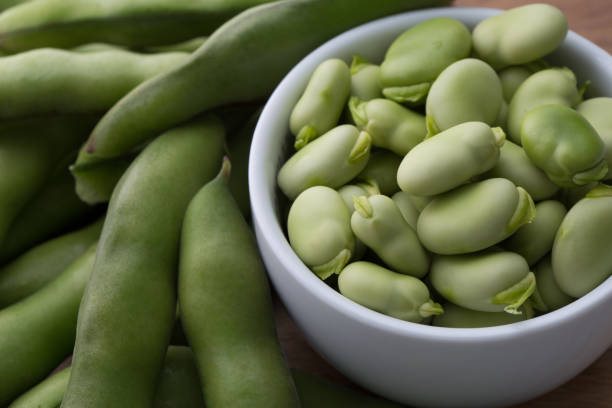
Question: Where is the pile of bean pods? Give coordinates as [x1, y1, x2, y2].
[0, 0, 460, 406]
[279, 4, 612, 328]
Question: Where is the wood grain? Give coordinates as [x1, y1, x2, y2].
[275, 1, 612, 407]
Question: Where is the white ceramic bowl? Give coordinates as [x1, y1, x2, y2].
[249, 7, 612, 408]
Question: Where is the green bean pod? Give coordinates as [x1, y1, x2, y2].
[0, 219, 102, 308]
[379, 17, 471, 104]
[349, 97, 426, 156]
[142, 36, 208, 54]
[0, 115, 97, 246]
[391, 191, 419, 230]
[356, 150, 402, 196]
[577, 97, 612, 180]
[293, 369, 404, 408]
[10, 346, 205, 408]
[179, 159, 299, 408]
[0, 161, 100, 264]
[86, 0, 451, 158]
[277, 125, 372, 201]
[432, 303, 529, 328]
[351, 195, 429, 278]
[521, 104, 607, 187]
[431, 251, 535, 314]
[12, 351, 401, 408]
[507, 67, 581, 143]
[472, 4, 567, 70]
[503, 200, 566, 266]
[532, 256, 574, 312]
[552, 184, 612, 298]
[0, 0, 275, 52]
[62, 116, 225, 408]
[8, 366, 70, 408]
[288, 186, 354, 280]
[483, 139, 559, 201]
[349, 55, 383, 101]
[417, 178, 536, 255]
[0, 244, 96, 407]
[425, 59, 503, 136]
[0, 0, 30, 12]
[397, 122, 505, 196]
[0, 48, 187, 118]
[338, 261, 443, 323]
[291, 58, 351, 149]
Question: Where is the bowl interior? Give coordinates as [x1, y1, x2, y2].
[249, 7, 612, 341]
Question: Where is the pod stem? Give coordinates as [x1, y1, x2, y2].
[493, 272, 536, 315]
[348, 96, 368, 128]
[419, 300, 444, 318]
[294, 125, 318, 150]
[586, 183, 612, 198]
[573, 160, 608, 186]
[348, 131, 372, 163]
[350, 55, 373, 75]
[505, 187, 536, 234]
[312, 249, 352, 280]
[424, 115, 440, 139]
[381, 83, 430, 105]
[353, 196, 373, 218]
[491, 126, 506, 147]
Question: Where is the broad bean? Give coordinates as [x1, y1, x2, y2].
[357, 150, 402, 196]
[338, 262, 443, 323]
[350, 55, 383, 101]
[533, 256, 574, 312]
[288, 186, 354, 280]
[432, 303, 528, 328]
[577, 97, 612, 180]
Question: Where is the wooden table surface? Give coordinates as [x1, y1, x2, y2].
[273, 1, 612, 407]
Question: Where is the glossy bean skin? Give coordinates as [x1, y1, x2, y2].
[0, 116, 97, 246]
[425, 59, 503, 135]
[86, 0, 450, 158]
[521, 104, 607, 187]
[0, 48, 187, 118]
[288, 186, 354, 280]
[507, 67, 580, 143]
[472, 4, 567, 70]
[0, 219, 102, 308]
[357, 150, 402, 196]
[432, 303, 528, 328]
[503, 200, 566, 266]
[350, 55, 383, 101]
[351, 195, 429, 278]
[62, 116, 225, 408]
[498, 66, 532, 103]
[8, 366, 70, 408]
[0, 161, 100, 264]
[338, 262, 443, 323]
[349, 97, 425, 156]
[278, 125, 371, 200]
[291, 58, 351, 149]
[533, 256, 574, 312]
[0, 244, 96, 407]
[391, 191, 419, 230]
[10, 346, 205, 408]
[179, 160, 299, 408]
[431, 251, 535, 314]
[0, 0, 275, 52]
[417, 178, 535, 255]
[397, 122, 505, 196]
[552, 184, 612, 298]
[484, 139, 559, 201]
[379, 17, 471, 105]
[577, 97, 612, 180]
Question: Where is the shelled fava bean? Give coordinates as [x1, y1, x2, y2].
[278, 4, 612, 327]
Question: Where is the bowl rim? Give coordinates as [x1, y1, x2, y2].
[249, 6, 612, 343]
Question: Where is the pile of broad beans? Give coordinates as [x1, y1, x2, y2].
[279, 4, 612, 328]
[0, 0, 460, 406]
